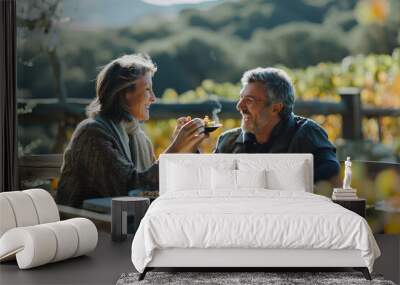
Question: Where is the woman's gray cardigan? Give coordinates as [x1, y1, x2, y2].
[56, 117, 159, 207]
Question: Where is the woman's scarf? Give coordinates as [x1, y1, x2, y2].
[122, 118, 156, 172]
[96, 115, 156, 172]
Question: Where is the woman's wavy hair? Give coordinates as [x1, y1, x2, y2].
[86, 54, 157, 121]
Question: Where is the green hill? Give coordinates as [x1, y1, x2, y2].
[17, 0, 400, 98]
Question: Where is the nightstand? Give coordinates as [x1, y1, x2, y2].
[332, 198, 366, 218]
[111, 197, 150, 242]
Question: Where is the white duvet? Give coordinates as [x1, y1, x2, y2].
[131, 190, 380, 273]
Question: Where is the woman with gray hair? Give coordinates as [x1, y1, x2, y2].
[57, 54, 206, 207]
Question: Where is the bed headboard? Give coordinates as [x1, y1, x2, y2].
[159, 153, 314, 195]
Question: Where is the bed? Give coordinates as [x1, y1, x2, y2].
[131, 154, 380, 280]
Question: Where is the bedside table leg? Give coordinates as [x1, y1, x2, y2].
[354, 267, 372, 280]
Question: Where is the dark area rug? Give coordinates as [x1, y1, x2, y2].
[116, 271, 396, 285]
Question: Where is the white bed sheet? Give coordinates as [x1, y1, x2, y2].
[131, 190, 380, 273]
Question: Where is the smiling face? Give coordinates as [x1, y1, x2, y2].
[236, 81, 282, 135]
[125, 73, 156, 121]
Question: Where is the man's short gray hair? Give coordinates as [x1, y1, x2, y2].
[241, 67, 295, 118]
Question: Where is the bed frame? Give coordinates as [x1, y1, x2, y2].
[138, 154, 372, 281]
[139, 248, 371, 280]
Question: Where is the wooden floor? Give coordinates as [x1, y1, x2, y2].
[0, 232, 398, 285]
[374, 234, 400, 284]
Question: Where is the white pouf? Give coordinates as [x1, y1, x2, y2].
[65, 218, 98, 257]
[42, 221, 79, 262]
[1, 191, 39, 227]
[23, 188, 60, 223]
[0, 225, 57, 269]
[0, 196, 17, 237]
[0, 189, 98, 269]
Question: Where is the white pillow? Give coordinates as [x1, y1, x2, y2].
[266, 164, 307, 191]
[238, 159, 308, 191]
[236, 169, 267, 189]
[211, 169, 267, 191]
[168, 162, 210, 191]
[167, 160, 236, 192]
[211, 168, 236, 190]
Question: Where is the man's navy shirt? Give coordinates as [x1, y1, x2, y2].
[214, 113, 340, 182]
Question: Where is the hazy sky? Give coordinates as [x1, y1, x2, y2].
[142, 0, 218, 6]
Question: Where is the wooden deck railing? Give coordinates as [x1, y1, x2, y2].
[18, 87, 400, 142]
[19, 154, 63, 181]
[17, 87, 399, 184]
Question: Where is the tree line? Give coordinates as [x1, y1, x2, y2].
[17, 0, 400, 99]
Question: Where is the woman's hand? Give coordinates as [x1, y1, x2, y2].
[165, 118, 208, 153]
[171, 116, 191, 141]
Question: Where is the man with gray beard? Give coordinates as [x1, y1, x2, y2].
[214, 67, 339, 183]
